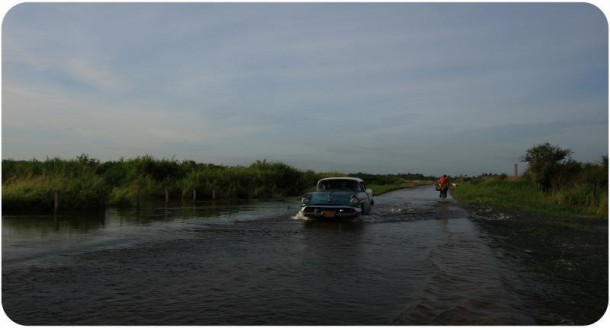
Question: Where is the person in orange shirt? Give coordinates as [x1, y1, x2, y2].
[437, 175, 449, 199]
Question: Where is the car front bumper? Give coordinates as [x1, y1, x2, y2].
[299, 205, 361, 219]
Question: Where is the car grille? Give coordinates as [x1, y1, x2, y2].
[302, 207, 357, 215]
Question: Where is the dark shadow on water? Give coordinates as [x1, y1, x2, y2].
[3, 209, 107, 235]
[469, 209, 608, 325]
[302, 217, 365, 232]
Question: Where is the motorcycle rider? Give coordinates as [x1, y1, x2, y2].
[437, 175, 449, 199]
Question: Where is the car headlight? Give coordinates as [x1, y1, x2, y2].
[350, 196, 360, 206]
[301, 194, 311, 205]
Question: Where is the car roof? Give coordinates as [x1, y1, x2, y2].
[318, 177, 364, 183]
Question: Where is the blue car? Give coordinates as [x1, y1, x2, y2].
[300, 177, 374, 219]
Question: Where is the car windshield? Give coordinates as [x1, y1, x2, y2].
[317, 179, 358, 191]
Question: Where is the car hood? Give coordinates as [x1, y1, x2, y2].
[308, 191, 354, 206]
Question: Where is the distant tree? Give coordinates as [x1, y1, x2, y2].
[521, 142, 572, 191]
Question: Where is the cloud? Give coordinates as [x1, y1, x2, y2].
[2, 3, 607, 175]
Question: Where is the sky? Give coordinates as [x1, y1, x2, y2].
[1, 2, 608, 176]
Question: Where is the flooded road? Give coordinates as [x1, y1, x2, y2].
[2, 186, 607, 325]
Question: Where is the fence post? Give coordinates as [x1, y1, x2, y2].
[54, 191, 59, 212]
[193, 189, 197, 202]
[165, 189, 169, 204]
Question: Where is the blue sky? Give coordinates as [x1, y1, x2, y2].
[2, 2, 608, 176]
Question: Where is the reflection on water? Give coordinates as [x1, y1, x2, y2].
[2, 187, 606, 325]
[4, 198, 298, 234]
[3, 210, 107, 237]
[2, 198, 299, 267]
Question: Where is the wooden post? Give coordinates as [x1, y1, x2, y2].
[212, 190, 216, 200]
[165, 189, 169, 204]
[54, 191, 59, 212]
[514, 163, 518, 178]
[193, 189, 197, 202]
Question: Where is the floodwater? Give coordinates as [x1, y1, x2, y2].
[2, 186, 607, 325]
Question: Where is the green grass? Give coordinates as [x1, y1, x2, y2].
[2, 156, 437, 212]
[369, 184, 406, 195]
[370, 180, 433, 195]
[451, 178, 608, 219]
[2, 157, 321, 211]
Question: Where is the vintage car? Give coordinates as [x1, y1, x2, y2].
[299, 177, 374, 219]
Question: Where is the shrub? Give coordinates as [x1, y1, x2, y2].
[521, 142, 572, 192]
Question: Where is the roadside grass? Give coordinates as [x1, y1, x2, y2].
[2, 157, 319, 211]
[2, 173, 108, 211]
[370, 180, 433, 196]
[451, 178, 608, 219]
[369, 184, 405, 195]
[2, 157, 438, 212]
